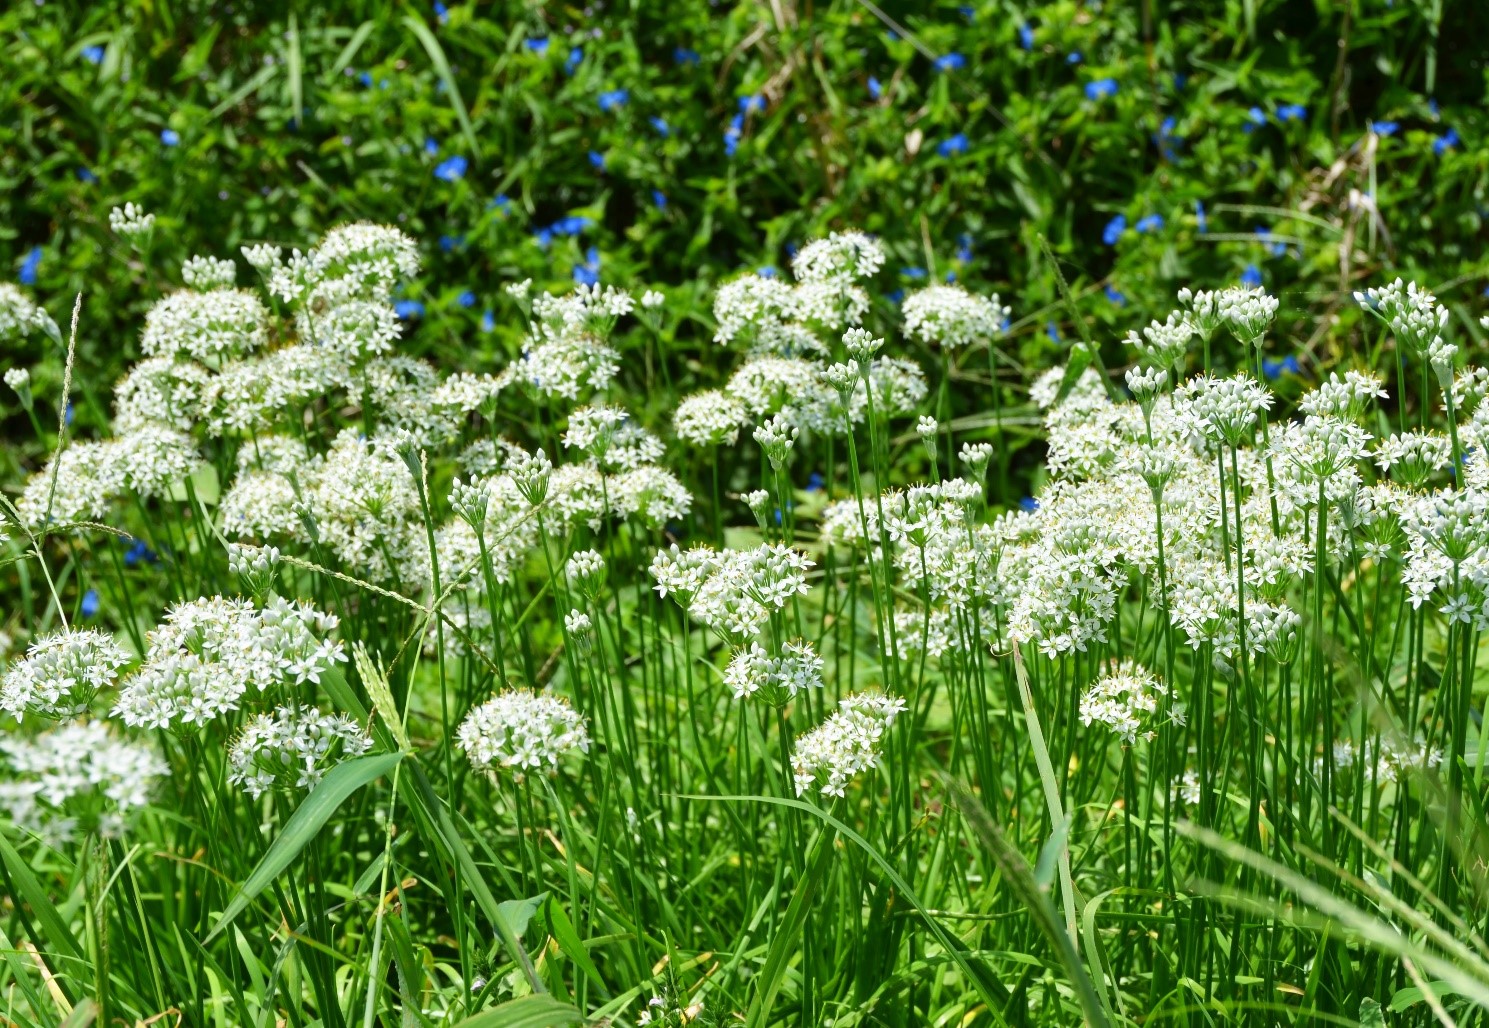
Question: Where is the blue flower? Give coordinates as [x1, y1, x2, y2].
[19, 247, 42, 285]
[1434, 128, 1459, 156]
[525, 37, 549, 55]
[82, 45, 105, 64]
[1195, 200, 1207, 233]
[806, 471, 825, 493]
[1371, 120, 1399, 137]
[1428, 97, 1440, 118]
[960, 6, 976, 22]
[867, 76, 882, 100]
[757, 265, 778, 279]
[1241, 264, 1263, 289]
[566, 47, 583, 74]
[1019, 496, 1040, 513]
[77, 167, 97, 183]
[886, 288, 905, 304]
[434, 2, 448, 23]
[1256, 225, 1286, 257]
[1066, 51, 1083, 65]
[1244, 106, 1267, 132]
[588, 150, 606, 170]
[1046, 320, 1060, 342]
[64, 401, 74, 426]
[434, 155, 468, 181]
[161, 128, 180, 146]
[573, 246, 601, 286]
[1173, 73, 1188, 90]
[956, 234, 974, 262]
[652, 189, 667, 210]
[395, 300, 425, 319]
[724, 113, 745, 157]
[124, 539, 158, 567]
[1102, 214, 1127, 246]
[490, 193, 512, 214]
[934, 53, 966, 72]
[945, 270, 957, 283]
[1085, 78, 1118, 101]
[599, 89, 629, 112]
[439, 233, 464, 252]
[1262, 354, 1301, 380]
[937, 133, 969, 157]
[1277, 103, 1306, 122]
[902, 267, 927, 280]
[674, 47, 700, 65]
[1104, 283, 1127, 306]
[1135, 214, 1164, 234]
[553, 215, 592, 236]
[481, 309, 495, 332]
[1018, 22, 1035, 50]
[425, 137, 440, 155]
[458, 290, 477, 308]
[80, 589, 99, 619]
[738, 94, 764, 114]
[359, 71, 373, 86]
[644, 117, 668, 139]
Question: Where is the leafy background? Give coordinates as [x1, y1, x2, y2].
[4, 0, 1487, 428]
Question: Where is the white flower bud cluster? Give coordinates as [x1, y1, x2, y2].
[791, 691, 907, 797]
[457, 690, 590, 780]
[227, 704, 372, 799]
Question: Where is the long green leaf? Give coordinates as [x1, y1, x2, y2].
[403, 14, 479, 160]
[0, 830, 84, 963]
[448, 994, 583, 1027]
[945, 778, 1112, 1028]
[744, 825, 837, 1028]
[206, 752, 403, 941]
[692, 794, 1011, 1024]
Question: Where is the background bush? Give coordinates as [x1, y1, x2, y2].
[4, 0, 1488, 430]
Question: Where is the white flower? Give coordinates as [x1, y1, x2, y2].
[140, 289, 270, 363]
[722, 640, 824, 702]
[792, 691, 907, 797]
[228, 705, 372, 799]
[674, 390, 746, 447]
[457, 690, 589, 779]
[901, 284, 1009, 350]
[0, 284, 60, 342]
[109, 202, 156, 238]
[0, 722, 166, 846]
[1079, 660, 1166, 744]
[1, 630, 132, 721]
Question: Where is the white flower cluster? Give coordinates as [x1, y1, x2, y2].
[112, 596, 345, 732]
[457, 690, 590, 780]
[109, 202, 156, 238]
[1078, 660, 1168, 743]
[792, 691, 907, 797]
[651, 543, 813, 642]
[721, 640, 824, 703]
[1, 630, 132, 721]
[0, 283, 60, 342]
[227, 704, 373, 799]
[0, 721, 167, 846]
[1354, 278, 1448, 355]
[141, 289, 270, 363]
[902, 284, 1009, 350]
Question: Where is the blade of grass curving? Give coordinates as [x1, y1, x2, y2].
[944, 778, 1112, 1028]
[1037, 233, 1119, 402]
[0, 831, 84, 966]
[330, 21, 376, 79]
[206, 752, 403, 942]
[1179, 821, 1489, 1008]
[285, 14, 303, 126]
[1010, 645, 1080, 952]
[743, 824, 837, 1028]
[403, 14, 479, 160]
[448, 994, 583, 1027]
[688, 794, 1012, 1025]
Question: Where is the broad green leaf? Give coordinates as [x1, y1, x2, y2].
[448, 994, 583, 1027]
[206, 751, 403, 941]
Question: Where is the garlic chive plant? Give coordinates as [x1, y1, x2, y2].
[2, 216, 1488, 1025]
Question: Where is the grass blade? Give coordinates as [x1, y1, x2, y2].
[206, 752, 403, 941]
